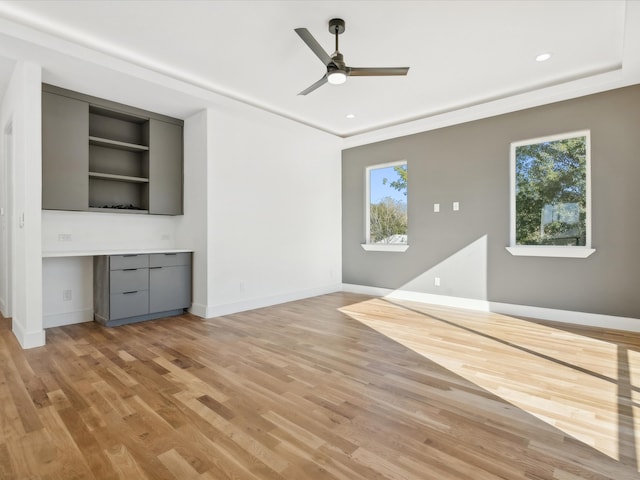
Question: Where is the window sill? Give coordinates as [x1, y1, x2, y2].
[506, 246, 595, 258]
[361, 243, 409, 252]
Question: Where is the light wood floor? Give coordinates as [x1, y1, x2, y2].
[1, 292, 639, 479]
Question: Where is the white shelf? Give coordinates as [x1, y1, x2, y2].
[42, 249, 192, 258]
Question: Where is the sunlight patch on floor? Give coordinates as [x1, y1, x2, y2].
[340, 298, 638, 467]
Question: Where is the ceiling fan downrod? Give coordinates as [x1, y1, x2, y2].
[330, 18, 345, 54]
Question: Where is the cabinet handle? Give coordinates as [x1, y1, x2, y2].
[122, 290, 138, 295]
[150, 266, 163, 269]
[164, 253, 177, 256]
[123, 268, 138, 271]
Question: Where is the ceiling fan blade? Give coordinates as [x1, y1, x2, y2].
[295, 28, 334, 66]
[298, 75, 328, 96]
[348, 67, 410, 76]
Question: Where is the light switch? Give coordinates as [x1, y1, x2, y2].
[433, 203, 440, 213]
[453, 202, 460, 211]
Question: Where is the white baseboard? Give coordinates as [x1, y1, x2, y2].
[43, 309, 93, 329]
[194, 284, 343, 319]
[341, 283, 640, 333]
[487, 301, 640, 332]
[189, 302, 208, 318]
[12, 317, 46, 349]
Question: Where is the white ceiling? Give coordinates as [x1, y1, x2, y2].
[0, 1, 637, 138]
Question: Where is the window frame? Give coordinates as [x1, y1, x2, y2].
[506, 130, 595, 258]
[361, 160, 409, 252]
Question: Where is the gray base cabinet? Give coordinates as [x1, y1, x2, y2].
[94, 252, 191, 327]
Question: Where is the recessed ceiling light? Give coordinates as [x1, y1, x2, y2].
[346, 113, 356, 119]
[536, 52, 552, 62]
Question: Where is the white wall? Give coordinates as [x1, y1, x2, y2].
[203, 101, 342, 316]
[42, 256, 92, 328]
[175, 109, 211, 317]
[0, 61, 44, 348]
[0, 111, 12, 316]
[42, 210, 180, 253]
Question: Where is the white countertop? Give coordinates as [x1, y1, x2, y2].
[42, 248, 192, 258]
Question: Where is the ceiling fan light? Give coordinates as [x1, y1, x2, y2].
[327, 70, 347, 85]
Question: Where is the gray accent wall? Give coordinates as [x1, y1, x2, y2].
[342, 85, 640, 319]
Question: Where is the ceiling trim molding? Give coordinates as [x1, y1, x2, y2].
[0, 6, 344, 137]
[343, 0, 640, 148]
[0, 2, 638, 145]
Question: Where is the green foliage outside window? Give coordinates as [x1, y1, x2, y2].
[515, 134, 587, 246]
[369, 163, 407, 244]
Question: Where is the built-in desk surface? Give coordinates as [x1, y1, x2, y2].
[42, 248, 191, 258]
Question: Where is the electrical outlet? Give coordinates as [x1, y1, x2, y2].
[434, 277, 441, 287]
[161, 234, 170, 241]
[62, 289, 72, 301]
[58, 233, 72, 242]
[239, 281, 245, 293]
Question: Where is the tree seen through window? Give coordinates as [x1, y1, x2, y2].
[514, 134, 588, 246]
[368, 162, 407, 244]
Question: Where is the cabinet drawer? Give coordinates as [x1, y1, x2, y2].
[149, 252, 190, 267]
[110, 268, 149, 294]
[110, 290, 149, 320]
[110, 254, 149, 270]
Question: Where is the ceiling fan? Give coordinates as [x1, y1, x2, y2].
[294, 18, 410, 95]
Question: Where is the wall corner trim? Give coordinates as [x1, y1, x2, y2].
[341, 284, 640, 333]
[12, 319, 46, 349]
[189, 303, 208, 318]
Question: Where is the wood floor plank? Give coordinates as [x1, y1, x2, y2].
[1, 292, 640, 479]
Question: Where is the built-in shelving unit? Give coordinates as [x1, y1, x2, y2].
[42, 84, 184, 215]
[88, 106, 150, 212]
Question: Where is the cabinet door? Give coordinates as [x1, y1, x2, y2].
[42, 92, 88, 210]
[148, 119, 183, 215]
[149, 265, 191, 314]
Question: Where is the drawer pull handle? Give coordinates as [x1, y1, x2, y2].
[164, 253, 177, 256]
[123, 268, 138, 271]
[150, 266, 163, 269]
[122, 290, 138, 295]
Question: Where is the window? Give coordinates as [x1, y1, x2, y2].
[507, 131, 595, 258]
[362, 161, 408, 252]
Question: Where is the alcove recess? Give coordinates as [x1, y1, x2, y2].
[88, 107, 150, 212]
